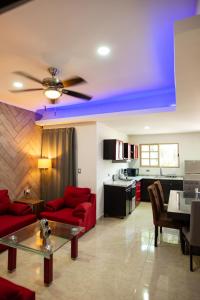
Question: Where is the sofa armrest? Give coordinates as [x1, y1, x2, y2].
[72, 202, 92, 219]
[89, 194, 96, 205]
[45, 197, 65, 211]
[9, 203, 32, 216]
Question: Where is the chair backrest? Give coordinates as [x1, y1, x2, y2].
[148, 184, 161, 225]
[154, 180, 165, 211]
[190, 200, 200, 246]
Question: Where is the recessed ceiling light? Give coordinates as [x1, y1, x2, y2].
[97, 46, 111, 56]
[144, 126, 150, 130]
[13, 81, 23, 88]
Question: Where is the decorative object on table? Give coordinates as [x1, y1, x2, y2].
[40, 219, 51, 241]
[24, 186, 31, 199]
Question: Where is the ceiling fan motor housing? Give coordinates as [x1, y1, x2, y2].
[42, 77, 62, 88]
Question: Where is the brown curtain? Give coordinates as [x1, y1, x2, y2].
[41, 127, 76, 201]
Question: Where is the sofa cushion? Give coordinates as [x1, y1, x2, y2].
[0, 214, 36, 238]
[9, 203, 32, 216]
[0, 190, 11, 215]
[40, 208, 83, 226]
[64, 194, 90, 208]
[46, 197, 65, 211]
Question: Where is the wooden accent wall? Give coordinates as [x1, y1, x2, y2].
[0, 102, 41, 200]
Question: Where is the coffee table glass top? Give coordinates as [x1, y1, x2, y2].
[0, 221, 84, 258]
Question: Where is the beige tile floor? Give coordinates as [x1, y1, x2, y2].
[0, 202, 200, 300]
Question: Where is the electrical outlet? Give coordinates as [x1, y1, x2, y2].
[78, 168, 81, 174]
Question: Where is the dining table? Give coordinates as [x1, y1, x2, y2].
[167, 190, 197, 222]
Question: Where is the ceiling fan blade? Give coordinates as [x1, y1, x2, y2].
[62, 89, 92, 100]
[62, 76, 86, 88]
[13, 71, 43, 84]
[10, 88, 43, 93]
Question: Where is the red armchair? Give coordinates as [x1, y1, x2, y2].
[0, 190, 37, 252]
[0, 277, 35, 300]
[40, 186, 96, 233]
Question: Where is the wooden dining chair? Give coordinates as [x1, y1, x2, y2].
[148, 184, 184, 248]
[182, 200, 200, 271]
[154, 180, 167, 212]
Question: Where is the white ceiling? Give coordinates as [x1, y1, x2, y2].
[99, 14, 200, 134]
[37, 13, 200, 135]
[0, 0, 196, 112]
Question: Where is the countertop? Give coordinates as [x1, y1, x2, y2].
[104, 175, 183, 187]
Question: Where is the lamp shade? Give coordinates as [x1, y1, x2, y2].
[38, 158, 52, 169]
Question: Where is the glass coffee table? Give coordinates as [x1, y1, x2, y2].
[0, 221, 84, 285]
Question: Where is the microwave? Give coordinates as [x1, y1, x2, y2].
[126, 168, 139, 177]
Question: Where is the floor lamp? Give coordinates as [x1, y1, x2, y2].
[38, 158, 52, 201]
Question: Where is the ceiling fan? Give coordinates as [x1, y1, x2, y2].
[10, 67, 92, 104]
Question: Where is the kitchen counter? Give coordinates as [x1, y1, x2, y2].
[104, 175, 183, 187]
[104, 179, 135, 187]
[137, 175, 184, 181]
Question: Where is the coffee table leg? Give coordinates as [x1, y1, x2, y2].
[8, 247, 17, 272]
[71, 235, 78, 260]
[44, 254, 53, 285]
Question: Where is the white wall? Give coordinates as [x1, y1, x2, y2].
[96, 122, 128, 218]
[75, 124, 96, 193]
[128, 132, 200, 176]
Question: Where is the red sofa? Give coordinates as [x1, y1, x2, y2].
[0, 277, 35, 300]
[0, 190, 37, 252]
[40, 186, 96, 233]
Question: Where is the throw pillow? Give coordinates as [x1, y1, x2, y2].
[9, 203, 32, 216]
[46, 198, 65, 211]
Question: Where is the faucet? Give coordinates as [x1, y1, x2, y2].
[160, 168, 163, 176]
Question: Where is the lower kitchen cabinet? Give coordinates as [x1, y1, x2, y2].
[141, 179, 155, 202]
[141, 179, 183, 203]
[104, 184, 135, 218]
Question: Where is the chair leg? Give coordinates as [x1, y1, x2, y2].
[180, 229, 185, 254]
[154, 226, 158, 247]
[160, 227, 162, 234]
[190, 246, 193, 272]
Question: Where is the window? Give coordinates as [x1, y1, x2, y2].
[140, 143, 179, 167]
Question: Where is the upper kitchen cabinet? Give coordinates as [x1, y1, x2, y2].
[124, 143, 131, 160]
[103, 139, 124, 160]
[131, 144, 138, 159]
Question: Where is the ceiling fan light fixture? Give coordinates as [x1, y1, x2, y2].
[44, 88, 61, 100]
